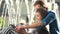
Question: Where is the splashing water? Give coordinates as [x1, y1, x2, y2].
[0, 0, 60, 33]
[0, 0, 22, 26]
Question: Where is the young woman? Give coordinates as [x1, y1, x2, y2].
[35, 8, 48, 34]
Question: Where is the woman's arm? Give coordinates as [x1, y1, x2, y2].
[24, 21, 43, 28]
[15, 21, 43, 33]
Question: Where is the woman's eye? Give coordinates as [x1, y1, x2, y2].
[37, 15, 39, 17]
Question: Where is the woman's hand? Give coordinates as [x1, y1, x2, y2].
[15, 26, 29, 34]
[15, 26, 25, 33]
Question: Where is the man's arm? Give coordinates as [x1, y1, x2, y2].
[25, 12, 55, 28]
[42, 12, 55, 26]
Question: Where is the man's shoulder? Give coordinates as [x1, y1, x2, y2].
[48, 11, 55, 14]
[47, 11, 55, 16]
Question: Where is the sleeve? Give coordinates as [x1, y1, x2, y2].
[42, 12, 56, 26]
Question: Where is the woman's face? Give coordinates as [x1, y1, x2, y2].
[36, 12, 42, 21]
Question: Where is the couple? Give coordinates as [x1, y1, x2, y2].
[16, 1, 59, 34]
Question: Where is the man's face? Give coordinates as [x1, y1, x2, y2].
[34, 4, 41, 10]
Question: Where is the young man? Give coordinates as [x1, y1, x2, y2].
[16, 1, 59, 34]
[34, 0, 47, 10]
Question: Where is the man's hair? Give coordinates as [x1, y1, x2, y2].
[34, 0, 48, 10]
[36, 7, 48, 19]
[34, 0, 44, 7]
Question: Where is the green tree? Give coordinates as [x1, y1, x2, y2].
[0, 17, 6, 29]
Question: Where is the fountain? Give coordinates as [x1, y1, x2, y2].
[0, 0, 60, 34]
[0, 0, 22, 26]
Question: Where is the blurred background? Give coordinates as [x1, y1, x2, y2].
[0, 0, 60, 33]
